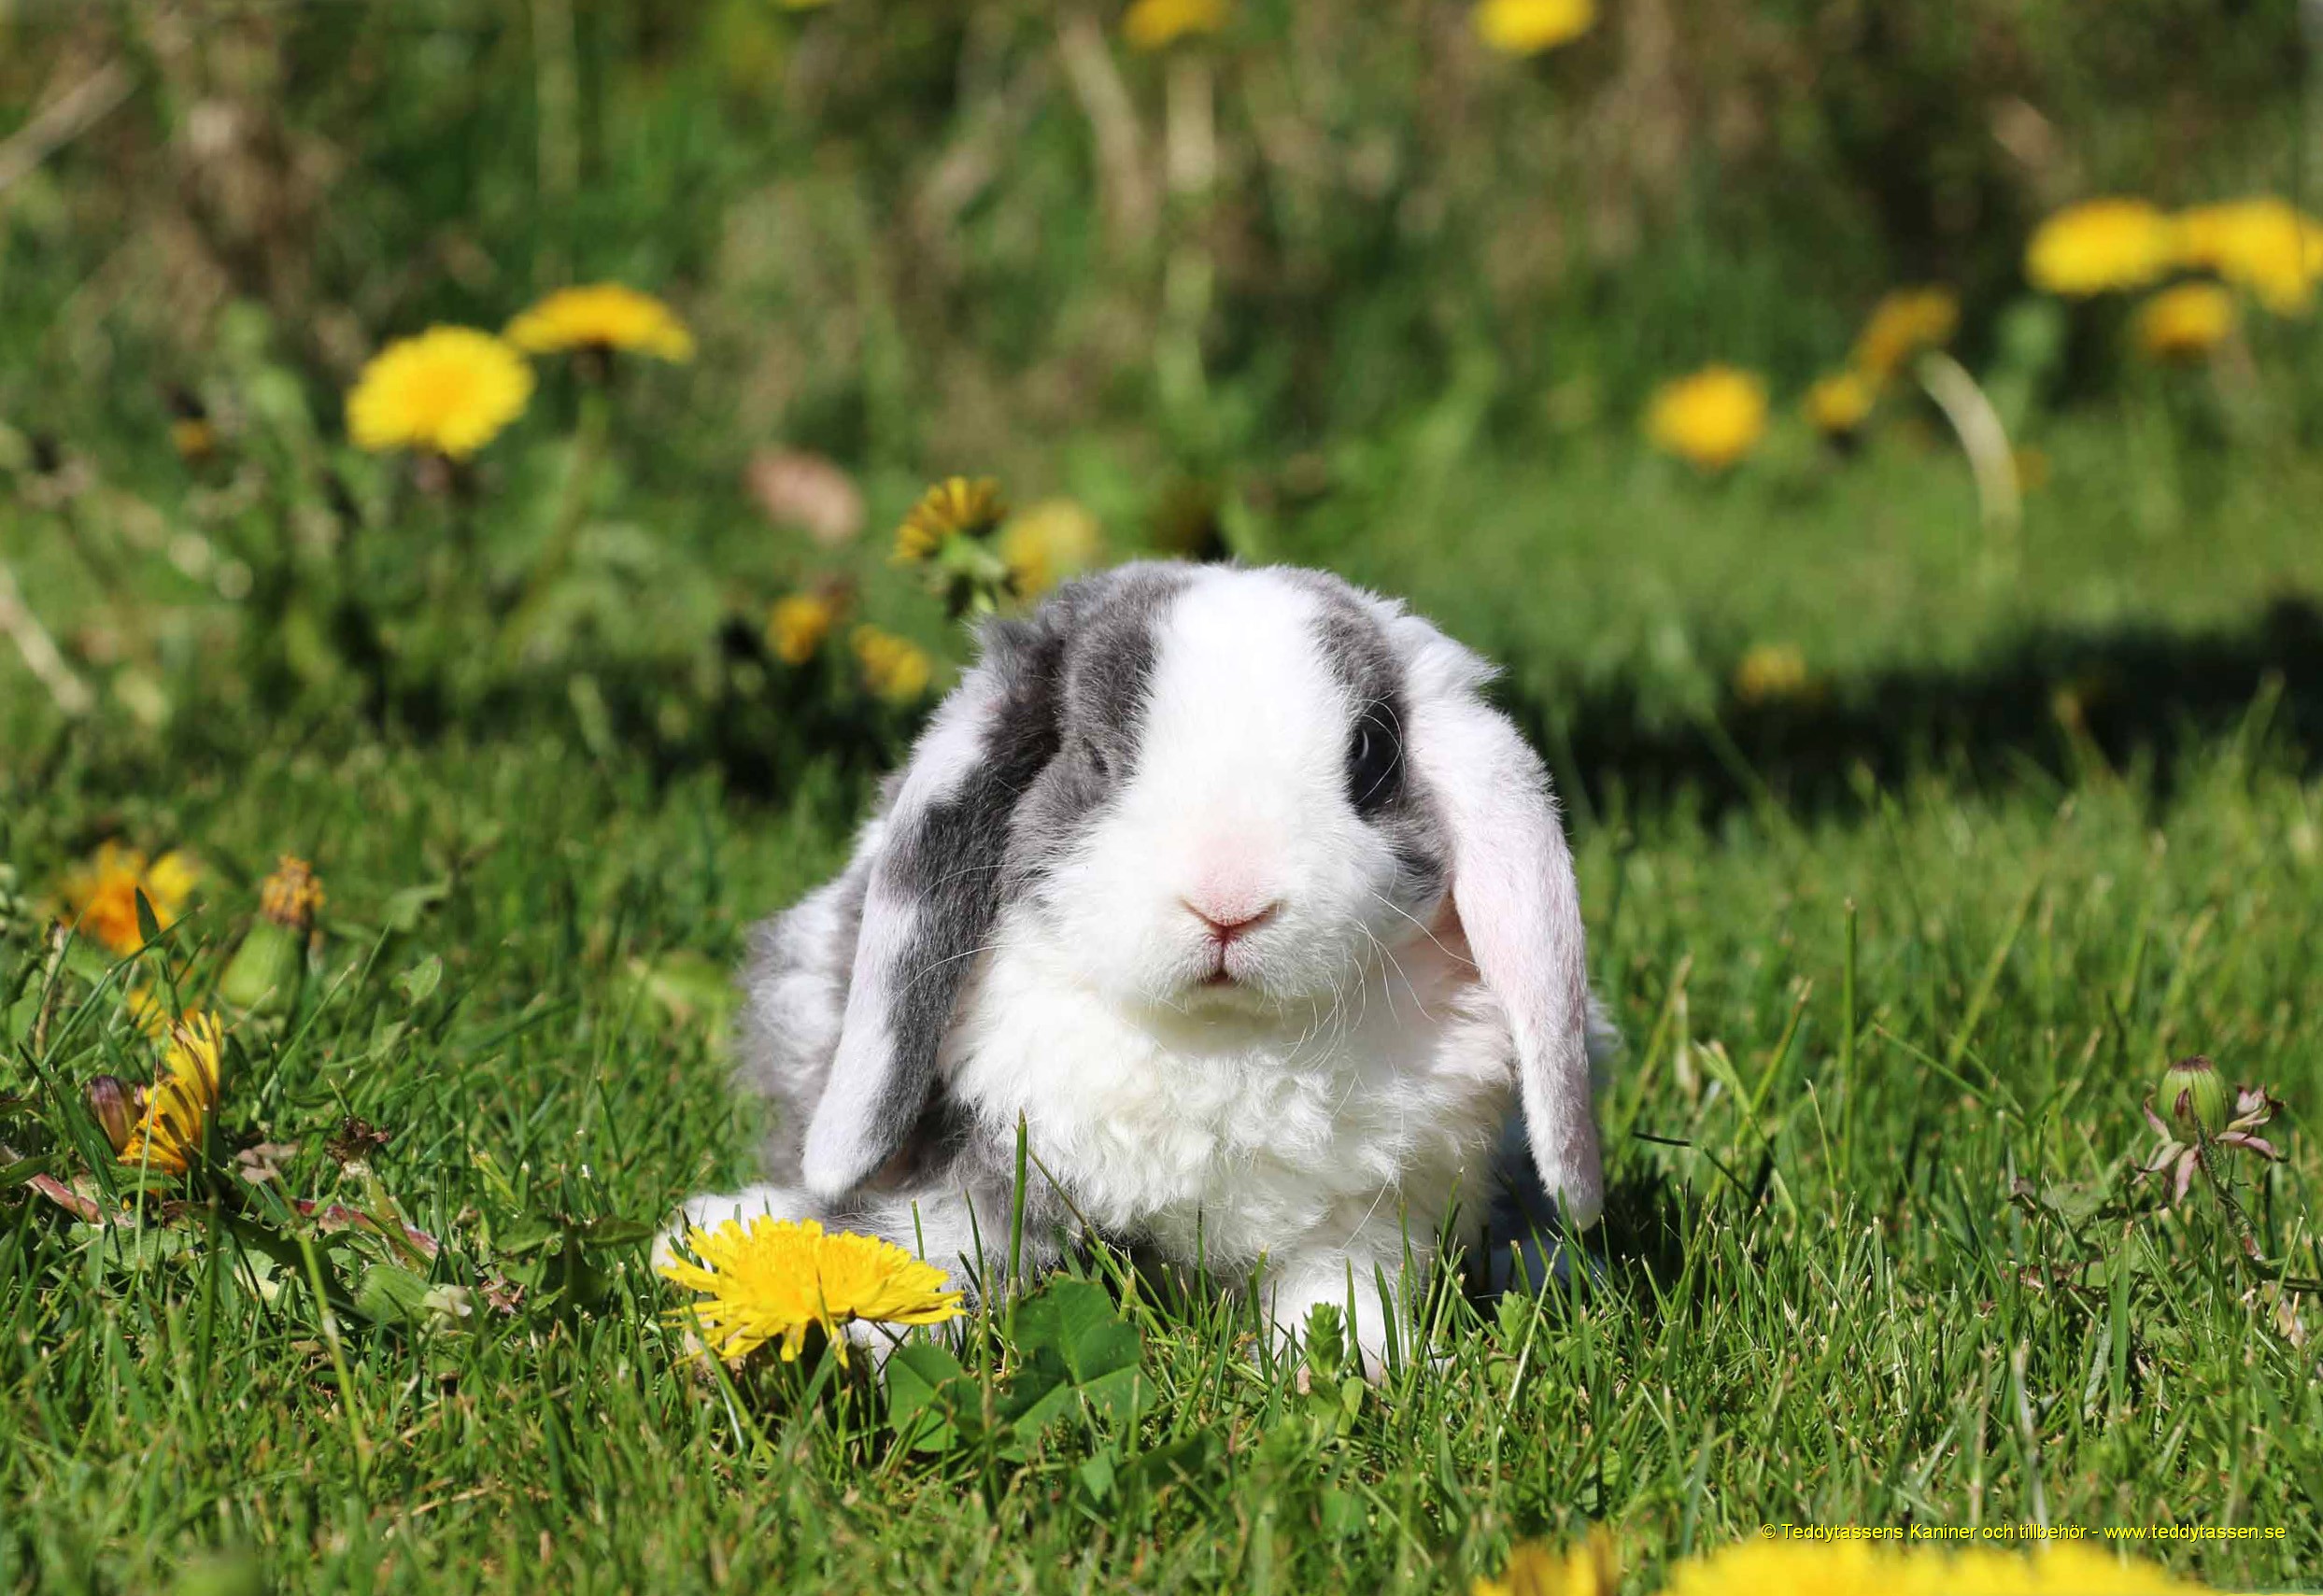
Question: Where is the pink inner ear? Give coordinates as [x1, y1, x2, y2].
[1427, 894, 1481, 986]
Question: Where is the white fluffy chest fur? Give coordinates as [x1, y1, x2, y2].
[943, 903, 1515, 1273]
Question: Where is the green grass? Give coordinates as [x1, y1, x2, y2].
[8, 427, 2323, 1592]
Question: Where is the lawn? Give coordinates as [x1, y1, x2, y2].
[7, 4, 2323, 1591]
[7, 418, 2323, 1592]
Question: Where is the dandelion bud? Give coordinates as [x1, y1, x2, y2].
[2160, 1055, 2229, 1137]
[85, 1075, 136, 1153]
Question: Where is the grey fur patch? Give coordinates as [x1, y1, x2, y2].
[733, 840, 875, 1182]
[850, 564, 1194, 1191]
[1283, 569, 1451, 905]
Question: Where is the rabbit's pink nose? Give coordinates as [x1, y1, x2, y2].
[1183, 899, 1280, 944]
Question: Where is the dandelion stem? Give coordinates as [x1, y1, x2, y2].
[500, 379, 609, 663]
[1916, 351, 2022, 549]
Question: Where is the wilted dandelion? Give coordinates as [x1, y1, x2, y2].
[2025, 197, 2174, 296]
[2141, 1054, 2281, 1211]
[2174, 197, 2321, 316]
[1473, 0, 1594, 56]
[2133, 282, 2235, 362]
[894, 475, 1007, 564]
[1804, 371, 1875, 439]
[1850, 286, 1958, 382]
[219, 855, 323, 1015]
[657, 1215, 963, 1364]
[1645, 366, 1767, 472]
[1471, 1529, 1615, 1596]
[505, 283, 695, 362]
[767, 591, 839, 665]
[999, 499, 1102, 598]
[59, 842, 197, 956]
[852, 626, 934, 704]
[118, 1012, 225, 1176]
[347, 327, 533, 458]
[1123, 0, 1228, 50]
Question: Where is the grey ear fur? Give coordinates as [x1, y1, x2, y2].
[798, 611, 1069, 1201]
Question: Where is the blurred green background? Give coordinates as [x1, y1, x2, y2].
[4, 0, 2320, 797]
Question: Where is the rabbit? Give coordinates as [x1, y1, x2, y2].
[664, 561, 1608, 1375]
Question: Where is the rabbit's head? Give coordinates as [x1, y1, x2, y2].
[800, 563, 1604, 1230]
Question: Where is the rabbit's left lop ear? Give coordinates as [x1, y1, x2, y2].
[1394, 618, 1605, 1232]
[800, 619, 1062, 1202]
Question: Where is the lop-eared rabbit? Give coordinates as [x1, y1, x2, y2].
[667, 562, 1607, 1373]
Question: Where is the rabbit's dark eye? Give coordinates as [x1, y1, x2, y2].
[1346, 702, 1403, 815]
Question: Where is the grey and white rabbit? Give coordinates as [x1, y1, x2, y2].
[666, 562, 1607, 1372]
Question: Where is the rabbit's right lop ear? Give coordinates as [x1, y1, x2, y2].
[800, 623, 1062, 1202]
[1395, 618, 1606, 1233]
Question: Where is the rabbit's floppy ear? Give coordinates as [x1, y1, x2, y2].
[1395, 618, 1605, 1232]
[800, 616, 1064, 1201]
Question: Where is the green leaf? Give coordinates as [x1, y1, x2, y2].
[884, 1342, 973, 1453]
[394, 953, 444, 1007]
[378, 881, 452, 935]
[1007, 1278, 1150, 1432]
[134, 888, 162, 950]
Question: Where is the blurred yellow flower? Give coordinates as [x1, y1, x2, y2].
[1733, 642, 1811, 704]
[1123, 0, 1227, 49]
[768, 591, 838, 665]
[2174, 197, 2320, 315]
[1850, 286, 1958, 381]
[2134, 282, 2236, 362]
[999, 499, 1102, 599]
[2024, 197, 2174, 296]
[894, 475, 1006, 563]
[119, 1011, 225, 1176]
[506, 283, 696, 361]
[1804, 371, 1875, 438]
[852, 626, 934, 704]
[347, 328, 533, 458]
[658, 1215, 963, 1364]
[1645, 366, 1768, 471]
[1471, 1530, 1616, 1596]
[59, 843, 198, 956]
[1473, 0, 1595, 55]
[1661, 1540, 2197, 1596]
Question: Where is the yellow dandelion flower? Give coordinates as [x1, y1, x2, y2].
[658, 1215, 963, 1364]
[852, 626, 935, 705]
[1849, 286, 1959, 382]
[2134, 281, 2236, 362]
[1473, 0, 1595, 57]
[893, 475, 1007, 564]
[1123, 0, 1228, 50]
[2174, 196, 2320, 315]
[1645, 366, 1768, 472]
[505, 283, 696, 361]
[768, 591, 839, 665]
[1661, 1540, 2198, 1596]
[118, 1011, 225, 1176]
[999, 499, 1103, 599]
[1472, 1530, 1616, 1596]
[58, 842, 198, 956]
[347, 327, 533, 459]
[1804, 371, 1875, 438]
[258, 855, 325, 932]
[1733, 642, 1811, 704]
[2025, 197, 2174, 296]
